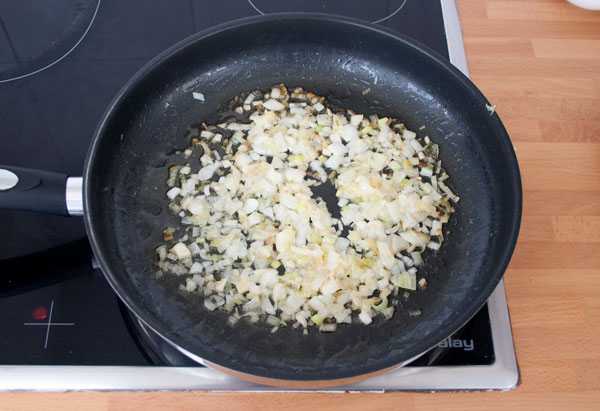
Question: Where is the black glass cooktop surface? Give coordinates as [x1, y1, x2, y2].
[0, 240, 494, 366]
[0, 0, 496, 370]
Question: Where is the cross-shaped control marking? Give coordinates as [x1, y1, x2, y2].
[24, 300, 75, 349]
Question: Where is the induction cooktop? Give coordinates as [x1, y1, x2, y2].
[0, 0, 519, 391]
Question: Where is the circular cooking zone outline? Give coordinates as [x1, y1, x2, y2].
[0, 0, 101, 83]
[247, 0, 408, 24]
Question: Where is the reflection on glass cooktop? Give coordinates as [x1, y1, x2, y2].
[0, 0, 101, 83]
[248, 0, 408, 23]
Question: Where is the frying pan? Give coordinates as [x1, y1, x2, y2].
[0, 14, 521, 387]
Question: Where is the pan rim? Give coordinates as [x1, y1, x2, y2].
[83, 12, 522, 384]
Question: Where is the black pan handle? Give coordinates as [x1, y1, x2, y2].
[0, 165, 83, 216]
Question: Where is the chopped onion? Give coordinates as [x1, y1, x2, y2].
[166, 187, 181, 200]
[359, 311, 373, 325]
[197, 163, 219, 180]
[157, 84, 456, 333]
[155, 245, 167, 262]
[319, 323, 337, 332]
[410, 251, 424, 267]
[243, 198, 259, 213]
[263, 99, 285, 111]
[169, 242, 191, 261]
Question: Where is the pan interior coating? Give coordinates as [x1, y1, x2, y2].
[84, 15, 521, 382]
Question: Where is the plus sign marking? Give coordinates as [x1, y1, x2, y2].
[24, 300, 75, 349]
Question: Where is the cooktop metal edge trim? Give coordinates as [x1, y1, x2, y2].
[441, 0, 470, 77]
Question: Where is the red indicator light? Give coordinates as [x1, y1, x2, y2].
[32, 306, 48, 320]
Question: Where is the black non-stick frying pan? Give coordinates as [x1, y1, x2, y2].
[0, 14, 521, 387]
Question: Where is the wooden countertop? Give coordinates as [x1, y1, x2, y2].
[3, 0, 599, 409]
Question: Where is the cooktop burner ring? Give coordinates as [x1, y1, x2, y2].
[247, 0, 408, 24]
[0, 0, 101, 83]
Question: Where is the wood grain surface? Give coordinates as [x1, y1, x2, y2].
[2, 0, 599, 409]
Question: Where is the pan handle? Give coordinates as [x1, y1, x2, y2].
[0, 165, 83, 216]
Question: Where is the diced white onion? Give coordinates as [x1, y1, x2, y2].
[166, 187, 181, 200]
[263, 99, 285, 111]
[359, 311, 372, 325]
[197, 163, 219, 180]
[158, 84, 456, 333]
